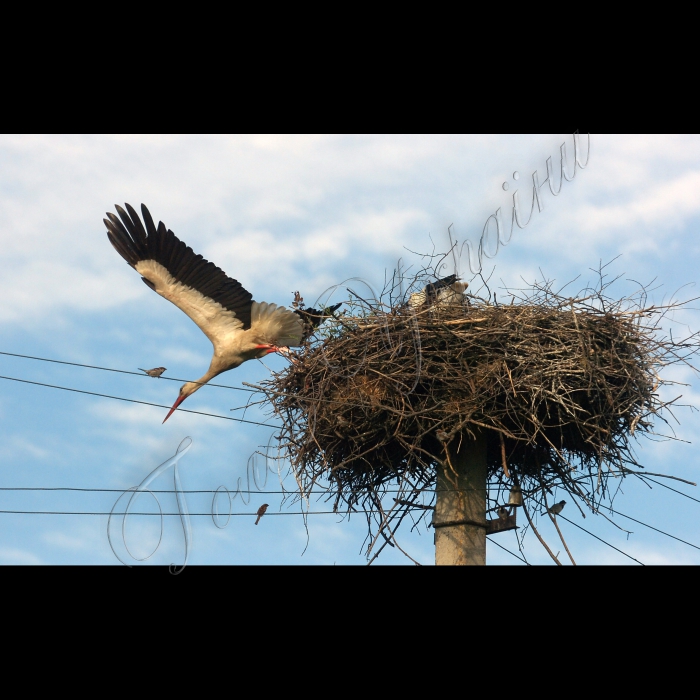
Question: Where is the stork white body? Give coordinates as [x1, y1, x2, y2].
[136, 258, 299, 379]
[104, 203, 304, 422]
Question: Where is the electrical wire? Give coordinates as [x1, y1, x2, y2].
[0, 348, 446, 410]
[5, 489, 693, 558]
[0, 509, 411, 516]
[0, 486, 483, 493]
[486, 537, 530, 564]
[3, 497, 696, 564]
[0, 503, 604, 566]
[644, 475, 700, 505]
[598, 505, 700, 551]
[3, 489, 697, 556]
[557, 513, 644, 565]
[0, 351, 253, 392]
[0, 374, 276, 428]
[1, 349, 443, 411]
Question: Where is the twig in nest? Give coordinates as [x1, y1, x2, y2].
[542, 487, 576, 565]
[499, 432, 511, 479]
[522, 501, 562, 566]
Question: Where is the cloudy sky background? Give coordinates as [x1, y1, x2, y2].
[2, 133, 700, 566]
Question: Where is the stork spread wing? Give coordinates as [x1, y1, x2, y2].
[104, 204, 254, 344]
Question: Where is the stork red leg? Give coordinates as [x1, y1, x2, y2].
[255, 344, 279, 355]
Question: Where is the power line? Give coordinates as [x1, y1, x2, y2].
[0, 487, 314, 493]
[644, 476, 700, 505]
[5, 486, 695, 555]
[486, 537, 530, 564]
[0, 374, 277, 428]
[2, 498, 693, 563]
[2, 500, 673, 563]
[0, 351, 253, 392]
[1, 348, 436, 412]
[0, 349, 432, 410]
[7, 485, 697, 559]
[0, 509, 409, 516]
[0, 486, 484, 493]
[600, 505, 700, 552]
[557, 513, 644, 565]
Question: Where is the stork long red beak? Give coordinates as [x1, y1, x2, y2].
[163, 394, 187, 424]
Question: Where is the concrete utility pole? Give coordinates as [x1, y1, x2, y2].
[434, 432, 488, 565]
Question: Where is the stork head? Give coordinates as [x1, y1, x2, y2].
[163, 381, 202, 424]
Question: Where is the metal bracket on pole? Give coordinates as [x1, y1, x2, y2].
[433, 518, 488, 530]
[485, 510, 517, 535]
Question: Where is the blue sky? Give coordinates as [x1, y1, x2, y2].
[1, 133, 700, 566]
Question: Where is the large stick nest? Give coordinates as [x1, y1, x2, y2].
[256, 268, 700, 558]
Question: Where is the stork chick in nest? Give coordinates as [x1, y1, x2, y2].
[408, 275, 469, 309]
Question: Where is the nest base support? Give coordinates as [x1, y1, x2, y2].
[435, 432, 488, 565]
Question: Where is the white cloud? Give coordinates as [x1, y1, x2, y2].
[0, 547, 43, 564]
[0, 134, 601, 327]
[43, 530, 94, 551]
[579, 170, 700, 235]
[0, 436, 51, 460]
[578, 541, 700, 566]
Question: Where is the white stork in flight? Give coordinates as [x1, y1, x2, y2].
[104, 203, 304, 423]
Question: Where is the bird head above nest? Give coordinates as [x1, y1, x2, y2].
[408, 275, 469, 309]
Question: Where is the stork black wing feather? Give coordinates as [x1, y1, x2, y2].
[105, 218, 140, 266]
[166, 232, 181, 269]
[124, 203, 148, 247]
[113, 207, 148, 258]
[154, 222, 168, 262]
[105, 212, 132, 246]
[116, 204, 148, 251]
[104, 203, 254, 329]
[175, 251, 202, 281]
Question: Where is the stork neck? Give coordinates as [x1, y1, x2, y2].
[199, 364, 223, 386]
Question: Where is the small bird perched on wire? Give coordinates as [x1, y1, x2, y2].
[255, 503, 269, 525]
[408, 275, 469, 309]
[545, 500, 566, 516]
[139, 367, 167, 378]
